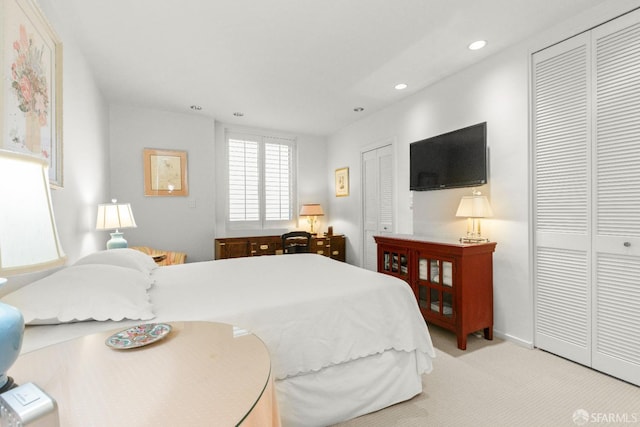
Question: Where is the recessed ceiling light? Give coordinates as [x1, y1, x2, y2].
[233, 112, 244, 117]
[353, 107, 364, 112]
[394, 83, 408, 90]
[468, 40, 487, 50]
[190, 105, 202, 111]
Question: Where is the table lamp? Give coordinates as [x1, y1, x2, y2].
[299, 204, 324, 235]
[95, 199, 137, 249]
[0, 150, 66, 393]
[455, 190, 493, 243]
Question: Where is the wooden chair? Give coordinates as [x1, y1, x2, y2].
[131, 246, 187, 266]
[281, 231, 312, 254]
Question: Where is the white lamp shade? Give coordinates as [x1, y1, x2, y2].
[456, 195, 493, 218]
[96, 202, 137, 230]
[0, 150, 66, 275]
[299, 204, 324, 216]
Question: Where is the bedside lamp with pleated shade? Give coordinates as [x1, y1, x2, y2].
[456, 190, 493, 243]
[96, 199, 137, 249]
[299, 204, 324, 235]
[0, 150, 66, 392]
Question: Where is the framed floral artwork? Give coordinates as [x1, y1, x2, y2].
[1, 0, 63, 187]
[143, 148, 189, 197]
[335, 167, 349, 197]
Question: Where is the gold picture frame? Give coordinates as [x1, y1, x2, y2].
[1, 0, 64, 187]
[335, 167, 349, 197]
[143, 148, 189, 196]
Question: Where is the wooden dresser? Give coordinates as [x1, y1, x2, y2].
[374, 234, 496, 350]
[215, 234, 346, 262]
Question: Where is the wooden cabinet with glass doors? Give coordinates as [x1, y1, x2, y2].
[375, 235, 496, 350]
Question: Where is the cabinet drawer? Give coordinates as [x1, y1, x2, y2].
[215, 235, 346, 262]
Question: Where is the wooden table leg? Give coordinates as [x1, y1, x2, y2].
[483, 327, 493, 340]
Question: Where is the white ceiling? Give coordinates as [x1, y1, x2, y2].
[53, 0, 605, 136]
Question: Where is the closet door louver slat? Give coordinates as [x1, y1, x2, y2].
[534, 43, 590, 235]
[595, 20, 640, 237]
[536, 247, 589, 363]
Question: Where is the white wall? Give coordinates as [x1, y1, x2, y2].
[2, 0, 111, 294]
[109, 114, 327, 261]
[37, 0, 111, 263]
[326, 0, 640, 347]
[109, 105, 216, 262]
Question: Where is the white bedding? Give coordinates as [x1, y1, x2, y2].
[20, 254, 435, 425]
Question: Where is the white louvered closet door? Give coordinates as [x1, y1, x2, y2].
[362, 144, 394, 271]
[591, 11, 640, 385]
[533, 33, 592, 366]
[533, 8, 640, 386]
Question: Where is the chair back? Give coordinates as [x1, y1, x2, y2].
[281, 231, 312, 254]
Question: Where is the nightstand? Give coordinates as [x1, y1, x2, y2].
[10, 321, 280, 426]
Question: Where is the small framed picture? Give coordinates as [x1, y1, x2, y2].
[335, 167, 349, 197]
[143, 148, 188, 196]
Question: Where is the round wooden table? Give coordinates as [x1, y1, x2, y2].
[10, 321, 280, 426]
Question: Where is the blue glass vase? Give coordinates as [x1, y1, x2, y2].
[0, 300, 24, 391]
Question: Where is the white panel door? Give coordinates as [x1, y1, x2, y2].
[591, 11, 640, 385]
[533, 32, 592, 366]
[362, 144, 394, 271]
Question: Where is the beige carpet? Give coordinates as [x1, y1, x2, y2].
[333, 325, 639, 427]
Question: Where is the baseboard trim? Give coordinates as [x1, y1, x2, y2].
[494, 330, 534, 349]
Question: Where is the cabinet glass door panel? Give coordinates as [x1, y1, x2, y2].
[442, 261, 453, 287]
[417, 257, 453, 286]
[429, 288, 440, 313]
[418, 286, 429, 310]
[430, 260, 439, 283]
[443, 292, 453, 318]
[416, 255, 455, 320]
[382, 250, 409, 279]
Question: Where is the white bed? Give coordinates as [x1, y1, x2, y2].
[4, 250, 435, 427]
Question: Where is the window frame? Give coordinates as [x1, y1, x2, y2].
[225, 130, 297, 231]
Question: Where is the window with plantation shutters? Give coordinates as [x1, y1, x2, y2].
[226, 131, 296, 229]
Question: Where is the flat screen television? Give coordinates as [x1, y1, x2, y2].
[409, 122, 487, 191]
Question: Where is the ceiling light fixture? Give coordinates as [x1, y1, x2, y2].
[233, 112, 244, 117]
[468, 40, 487, 51]
[353, 107, 364, 112]
[190, 105, 202, 111]
[394, 83, 408, 90]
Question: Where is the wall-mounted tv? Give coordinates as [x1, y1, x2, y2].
[409, 122, 487, 191]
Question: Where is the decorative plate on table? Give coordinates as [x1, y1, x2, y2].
[105, 323, 172, 349]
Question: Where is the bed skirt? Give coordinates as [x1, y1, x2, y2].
[276, 349, 423, 427]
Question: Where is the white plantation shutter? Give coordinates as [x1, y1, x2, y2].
[228, 138, 260, 222]
[264, 138, 292, 221]
[227, 132, 296, 229]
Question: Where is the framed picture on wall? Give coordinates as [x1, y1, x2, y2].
[143, 148, 189, 196]
[1, 0, 64, 187]
[335, 167, 349, 197]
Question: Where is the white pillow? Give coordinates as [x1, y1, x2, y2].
[1, 264, 155, 325]
[74, 248, 158, 275]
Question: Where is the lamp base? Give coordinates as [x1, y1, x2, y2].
[0, 301, 24, 394]
[106, 232, 128, 249]
[459, 236, 490, 244]
[0, 377, 16, 393]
